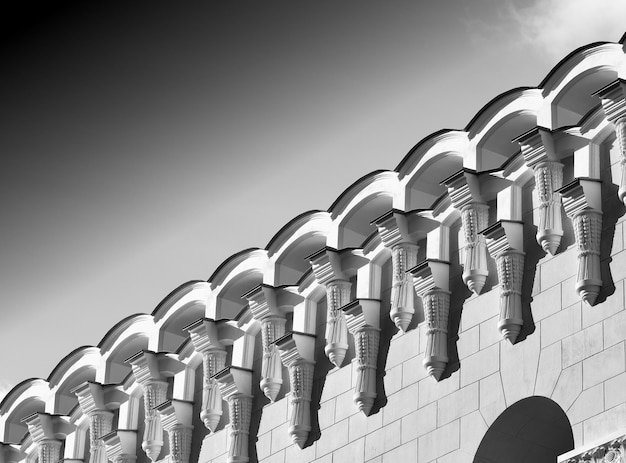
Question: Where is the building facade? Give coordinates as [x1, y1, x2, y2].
[2, 35, 626, 463]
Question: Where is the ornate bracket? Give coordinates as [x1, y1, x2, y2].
[483, 220, 525, 343]
[308, 247, 368, 367]
[185, 318, 243, 432]
[372, 210, 438, 331]
[274, 332, 316, 448]
[156, 400, 194, 463]
[243, 284, 302, 402]
[73, 382, 129, 463]
[557, 178, 603, 305]
[559, 432, 626, 462]
[101, 430, 137, 463]
[213, 367, 253, 463]
[343, 299, 380, 415]
[126, 351, 185, 462]
[410, 259, 451, 381]
[22, 413, 75, 463]
[515, 127, 565, 255]
[595, 79, 626, 205]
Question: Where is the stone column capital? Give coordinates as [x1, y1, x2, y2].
[125, 350, 185, 385]
[184, 319, 243, 355]
[594, 78, 626, 123]
[102, 430, 137, 463]
[371, 209, 437, 249]
[242, 284, 302, 321]
[72, 381, 128, 415]
[307, 247, 368, 285]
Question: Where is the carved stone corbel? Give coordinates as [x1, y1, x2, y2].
[595, 79, 626, 205]
[274, 332, 315, 448]
[557, 178, 603, 306]
[308, 247, 368, 367]
[343, 299, 380, 415]
[515, 127, 565, 255]
[185, 318, 243, 432]
[101, 430, 137, 463]
[409, 259, 451, 380]
[22, 413, 75, 463]
[155, 400, 193, 463]
[372, 210, 438, 332]
[243, 285, 303, 402]
[73, 382, 129, 463]
[213, 367, 253, 463]
[126, 351, 185, 462]
[483, 220, 525, 343]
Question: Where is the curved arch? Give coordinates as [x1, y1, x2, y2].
[151, 280, 209, 323]
[0, 379, 49, 443]
[474, 396, 574, 463]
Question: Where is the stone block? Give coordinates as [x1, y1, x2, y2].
[348, 408, 383, 442]
[540, 302, 581, 348]
[479, 373, 506, 426]
[285, 440, 316, 463]
[540, 248, 577, 290]
[584, 279, 624, 328]
[198, 431, 228, 463]
[532, 284, 561, 322]
[333, 437, 365, 463]
[604, 371, 626, 409]
[400, 402, 437, 443]
[262, 450, 285, 463]
[561, 322, 603, 368]
[418, 419, 460, 463]
[551, 362, 582, 412]
[478, 316, 501, 350]
[320, 364, 352, 402]
[566, 383, 604, 425]
[582, 404, 626, 445]
[461, 289, 499, 331]
[437, 383, 479, 426]
[561, 276, 579, 311]
[437, 449, 475, 463]
[311, 454, 332, 463]
[582, 342, 625, 390]
[335, 388, 357, 422]
[270, 421, 291, 454]
[386, 328, 420, 368]
[383, 382, 419, 425]
[460, 344, 499, 387]
[317, 398, 336, 429]
[419, 370, 460, 408]
[458, 411, 488, 458]
[384, 363, 403, 395]
[612, 222, 623, 254]
[534, 341, 562, 397]
[571, 422, 583, 449]
[364, 419, 401, 460]
[316, 419, 349, 458]
[604, 308, 626, 347]
[256, 432, 272, 460]
[500, 330, 540, 405]
[610, 249, 626, 282]
[381, 439, 418, 463]
[258, 397, 288, 435]
[402, 353, 428, 387]
[457, 325, 479, 359]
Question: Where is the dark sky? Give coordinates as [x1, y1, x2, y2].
[1, 0, 624, 396]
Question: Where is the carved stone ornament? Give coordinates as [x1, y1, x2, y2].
[243, 285, 302, 402]
[126, 351, 185, 462]
[213, 367, 253, 463]
[595, 79, 626, 206]
[156, 400, 194, 463]
[101, 430, 138, 463]
[274, 332, 316, 448]
[343, 299, 380, 415]
[515, 127, 565, 255]
[559, 433, 626, 463]
[22, 413, 75, 463]
[185, 318, 243, 432]
[557, 179, 603, 306]
[410, 259, 451, 381]
[483, 220, 525, 343]
[308, 247, 368, 368]
[72, 382, 129, 463]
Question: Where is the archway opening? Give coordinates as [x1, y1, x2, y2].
[474, 396, 574, 463]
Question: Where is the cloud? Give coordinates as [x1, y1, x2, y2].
[503, 0, 626, 61]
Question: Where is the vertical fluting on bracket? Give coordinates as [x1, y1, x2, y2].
[343, 299, 380, 415]
[483, 220, 525, 343]
[156, 400, 194, 463]
[595, 79, 626, 205]
[22, 413, 75, 463]
[243, 284, 302, 402]
[409, 260, 450, 381]
[185, 318, 243, 432]
[102, 430, 137, 463]
[515, 127, 565, 255]
[126, 351, 185, 462]
[73, 382, 129, 463]
[558, 179, 603, 306]
[274, 332, 315, 448]
[214, 367, 253, 463]
[308, 247, 368, 368]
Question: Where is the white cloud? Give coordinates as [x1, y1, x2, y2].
[503, 0, 626, 61]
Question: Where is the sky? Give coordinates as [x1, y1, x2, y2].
[1, 0, 625, 402]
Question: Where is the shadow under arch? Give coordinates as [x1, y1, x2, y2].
[474, 396, 574, 463]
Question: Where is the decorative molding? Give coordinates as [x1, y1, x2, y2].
[409, 259, 451, 381]
[308, 247, 368, 367]
[559, 433, 626, 463]
[343, 299, 380, 415]
[558, 178, 603, 305]
[101, 430, 137, 463]
[22, 413, 75, 463]
[156, 400, 193, 463]
[214, 367, 253, 463]
[126, 351, 185, 462]
[483, 220, 525, 343]
[595, 79, 626, 205]
[274, 332, 316, 448]
[185, 318, 243, 432]
[73, 382, 129, 463]
[243, 284, 303, 402]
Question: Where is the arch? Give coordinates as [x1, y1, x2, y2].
[0, 379, 49, 443]
[474, 396, 574, 463]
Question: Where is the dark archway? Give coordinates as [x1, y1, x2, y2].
[474, 396, 574, 463]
